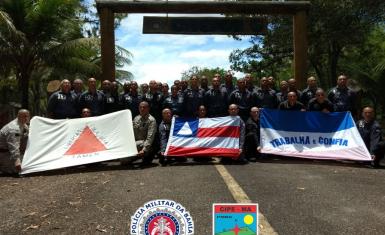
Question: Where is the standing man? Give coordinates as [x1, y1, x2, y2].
[357, 107, 385, 168]
[221, 72, 236, 97]
[101, 80, 119, 114]
[301, 76, 318, 106]
[307, 89, 334, 113]
[288, 78, 302, 99]
[229, 79, 253, 122]
[120, 81, 142, 119]
[267, 76, 277, 91]
[71, 78, 84, 100]
[278, 92, 306, 111]
[47, 79, 78, 119]
[204, 76, 228, 117]
[132, 101, 157, 166]
[0, 109, 30, 174]
[200, 75, 210, 93]
[253, 77, 278, 109]
[328, 75, 358, 117]
[245, 107, 261, 162]
[245, 74, 258, 93]
[143, 80, 162, 124]
[162, 85, 183, 116]
[276, 80, 289, 104]
[78, 77, 105, 116]
[182, 75, 204, 117]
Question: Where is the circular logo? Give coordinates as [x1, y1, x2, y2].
[131, 199, 194, 235]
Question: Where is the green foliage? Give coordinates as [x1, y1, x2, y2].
[181, 66, 230, 84]
[0, 0, 133, 114]
[230, 0, 385, 89]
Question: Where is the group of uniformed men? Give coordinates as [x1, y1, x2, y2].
[0, 73, 384, 174]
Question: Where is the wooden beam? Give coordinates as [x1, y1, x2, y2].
[99, 7, 115, 81]
[293, 11, 308, 89]
[96, 0, 310, 15]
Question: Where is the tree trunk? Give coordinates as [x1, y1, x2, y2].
[328, 42, 341, 88]
[20, 70, 30, 109]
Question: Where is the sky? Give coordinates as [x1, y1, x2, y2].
[115, 13, 252, 85]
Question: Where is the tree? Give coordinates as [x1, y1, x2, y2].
[181, 66, 230, 83]
[230, 0, 385, 88]
[0, 0, 133, 112]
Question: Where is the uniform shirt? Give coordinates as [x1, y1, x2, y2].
[307, 98, 334, 112]
[0, 119, 28, 160]
[220, 84, 236, 98]
[102, 91, 119, 114]
[328, 86, 357, 114]
[119, 93, 142, 119]
[159, 121, 171, 153]
[47, 90, 78, 119]
[133, 114, 157, 153]
[357, 119, 382, 155]
[142, 92, 162, 123]
[78, 90, 105, 116]
[301, 87, 317, 106]
[204, 88, 228, 117]
[276, 91, 288, 104]
[182, 88, 204, 117]
[245, 117, 260, 147]
[228, 89, 253, 120]
[252, 88, 278, 109]
[162, 94, 183, 116]
[278, 100, 305, 111]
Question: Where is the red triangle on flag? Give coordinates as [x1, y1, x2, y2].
[64, 126, 107, 155]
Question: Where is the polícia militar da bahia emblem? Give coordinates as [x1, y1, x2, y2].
[131, 199, 194, 235]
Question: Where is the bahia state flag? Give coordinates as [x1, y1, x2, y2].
[260, 109, 372, 161]
[165, 116, 241, 157]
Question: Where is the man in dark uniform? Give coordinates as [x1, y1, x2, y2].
[301, 76, 318, 106]
[200, 75, 210, 93]
[328, 75, 358, 117]
[278, 91, 306, 111]
[276, 80, 289, 104]
[47, 79, 78, 119]
[180, 80, 189, 93]
[101, 80, 119, 114]
[228, 79, 253, 122]
[78, 77, 105, 116]
[182, 75, 204, 118]
[120, 81, 142, 119]
[245, 73, 258, 93]
[141, 83, 149, 96]
[143, 80, 162, 124]
[245, 107, 261, 162]
[288, 78, 302, 99]
[308, 89, 334, 113]
[162, 85, 183, 116]
[357, 107, 385, 168]
[253, 77, 278, 109]
[267, 76, 277, 92]
[71, 78, 84, 100]
[221, 72, 236, 98]
[204, 76, 228, 117]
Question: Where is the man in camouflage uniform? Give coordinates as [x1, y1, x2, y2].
[0, 109, 30, 174]
[132, 101, 157, 166]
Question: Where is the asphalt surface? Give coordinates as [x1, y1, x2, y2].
[0, 158, 384, 235]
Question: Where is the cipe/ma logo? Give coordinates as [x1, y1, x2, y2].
[131, 199, 194, 235]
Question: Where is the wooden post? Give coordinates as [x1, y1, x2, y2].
[293, 11, 308, 89]
[100, 7, 115, 81]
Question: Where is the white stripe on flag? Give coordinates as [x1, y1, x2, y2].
[169, 136, 239, 149]
[199, 116, 240, 128]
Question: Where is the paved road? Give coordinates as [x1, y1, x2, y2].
[0, 158, 384, 234]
